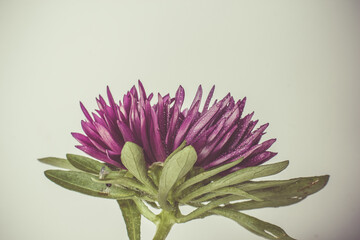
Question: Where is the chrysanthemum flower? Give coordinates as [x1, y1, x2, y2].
[41, 80, 329, 240]
[72, 81, 276, 172]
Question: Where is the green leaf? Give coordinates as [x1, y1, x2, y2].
[211, 208, 295, 240]
[148, 162, 163, 188]
[121, 142, 156, 193]
[175, 157, 244, 196]
[117, 200, 141, 240]
[165, 140, 187, 160]
[178, 195, 237, 223]
[228, 175, 330, 211]
[158, 146, 197, 211]
[38, 157, 79, 171]
[45, 170, 135, 199]
[180, 161, 289, 203]
[194, 186, 263, 203]
[226, 198, 302, 211]
[66, 154, 110, 174]
[92, 177, 155, 198]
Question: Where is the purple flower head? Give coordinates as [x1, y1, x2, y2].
[72, 81, 277, 172]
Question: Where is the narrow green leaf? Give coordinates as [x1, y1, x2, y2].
[45, 170, 135, 199]
[194, 186, 263, 203]
[66, 154, 110, 174]
[226, 198, 302, 211]
[181, 161, 289, 203]
[92, 177, 155, 197]
[211, 208, 295, 240]
[235, 179, 298, 192]
[175, 157, 244, 196]
[105, 170, 128, 180]
[158, 146, 197, 210]
[117, 200, 141, 240]
[38, 157, 79, 170]
[178, 195, 236, 223]
[227, 175, 330, 211]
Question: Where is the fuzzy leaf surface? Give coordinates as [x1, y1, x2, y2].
[38, 157, 79, 170]
[66, 154, 110, 174]
[194, 186, 263, 203]
[175, 157, 244, 196]
[121, 142, 154, 190]
[158, 146, 197, 210]
[117, 200, 141, 240]
[181, 161, 289, 203]
[228, 175, 330, 211]
[211, 208, 295, 240]
[45, 170, 134, 199]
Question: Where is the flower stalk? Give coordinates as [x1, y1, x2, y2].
[153, 210, 176, 240]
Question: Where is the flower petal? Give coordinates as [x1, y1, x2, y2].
[94, 122, 122, 153]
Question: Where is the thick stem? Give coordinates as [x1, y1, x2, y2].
[152, 210, 175, 240]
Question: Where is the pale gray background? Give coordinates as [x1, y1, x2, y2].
[1, 1, 359, 239]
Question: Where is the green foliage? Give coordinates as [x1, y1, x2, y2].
[158, 146, 197, 211]
[117, 200, 141, 240]
[38, 157, 79, 170]
[174, 157, 244, 197]
[40, 148, 329, 240]
[212, 208, 295, 240]
[66, 154, 110, 174]
[180, 161, 289, 203]
[121, 142, 156, 193]
[44, 170, 135, 199]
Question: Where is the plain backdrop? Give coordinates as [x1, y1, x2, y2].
[1, 1, 359, 240]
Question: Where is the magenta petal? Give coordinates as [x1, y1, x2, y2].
[229, 152, 278, 173]
[238, 123, 269, 149]
[165, 104, 180, 149]
[202, 85, 215, 113]
[106, 86, 116, 110]
[75, 145, 109, 162]
[157, 93, 167, 139]
[117, 120, 136, 142]
[211, 125, 238, 154]
[71, 132, 93, 146]
[94, 122, 122, 153]
[80, 102, 93, 123]
[138, 80, 147, 103]
[81, 121, 99, 139]
[174, 85, 185, 110]
[185, 100, 222, 142]
[105, 149, 124, 168]
[150, 108, 167, 162]
[173, 100, 200, 150]
[189, 85, 202, 110]
[228, 112, 254, 150]
[238, 97, 246, 118]
[139, 106, 155, 163]
[244, 151, 277, 167]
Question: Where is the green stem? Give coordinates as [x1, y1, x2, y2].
[132, 198, 158, 223]
[152, 210, 175, 240]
